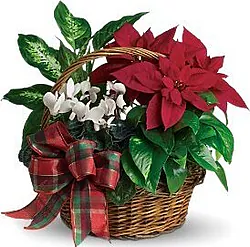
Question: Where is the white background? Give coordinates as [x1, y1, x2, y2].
[0, 0, 250, 246]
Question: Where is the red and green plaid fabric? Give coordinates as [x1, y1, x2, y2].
[2, 121, 121, 246]
[3, 193, 52, 220]
[25, 184, 71, 230]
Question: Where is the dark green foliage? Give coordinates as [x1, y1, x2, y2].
[106, 171, 136, 205]
[92, 12, 148, 50]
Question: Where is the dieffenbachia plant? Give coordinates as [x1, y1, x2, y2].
[3, 1, 248, 206]
[3, 1, 147, 170]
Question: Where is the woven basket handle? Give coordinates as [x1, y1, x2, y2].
[41, 47, 163, 128]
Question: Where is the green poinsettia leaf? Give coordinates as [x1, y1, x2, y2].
[54, 1, 91, 51]
[199, 91, 218, 105]
[200, 136, 227, 163]
[126, 106, 146, 127]
[129, 136, 168, 193]
[200, 112, 234, 163]
[121, 149, 164, 194]
[196, 123, 217, 140]
[92, 12, 148, 50]
[174, 128, 197, 148]
[146, 147, 167, 193]
[121, 149, 146, 189]
[129, 136, 154, 180]
[163, 158, 187, 194]
[141, 126, 174, 155]
[171, 138, 187, 168]
[58, 41, 87, 82]
[3, 84, 51, 110]
[106, 172, 136, 206]
[215, 161, 228, 191]
[188, 143, 218, 171]
[174, 110, 200, 134]
[18, 34, 61, 82]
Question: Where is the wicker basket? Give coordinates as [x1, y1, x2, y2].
[41, 47, 206, 239]
[61, 164, 205, 239]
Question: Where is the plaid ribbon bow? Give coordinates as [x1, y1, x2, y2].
[2, 121, 121, 246]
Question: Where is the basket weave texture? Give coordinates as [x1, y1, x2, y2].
[41, 47, 206, 239]
[60, 164, 205, 239]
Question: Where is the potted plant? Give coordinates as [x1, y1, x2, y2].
[2, 1, 247, 246]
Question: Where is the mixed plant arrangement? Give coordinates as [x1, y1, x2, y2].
[2, 1, 248, 245]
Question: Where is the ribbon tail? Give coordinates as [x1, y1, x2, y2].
[70, 180, 109, 246]
[89, 185, 109, 240]
[25, 184, 71, 230]
[2, 194, 52, 220]
[71, 180, 90, 246]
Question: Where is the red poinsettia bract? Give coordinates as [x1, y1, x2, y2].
[182, 28, 247, 112]
[91, 23, 248, 130]
[90, 23, 177, 85]
[112, 42, 219, 130]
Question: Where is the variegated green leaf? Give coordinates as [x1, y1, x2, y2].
[54, 1, 91, 51]
[3, 84, 51, 110]
[58, 41, 87, 82]
[18, 34, 61, 82]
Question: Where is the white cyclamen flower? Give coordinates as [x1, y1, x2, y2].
[84, 105, 105, 123]
[116, 94, 127, 109]
[59, 79, 81, 99]
[107, 81, 127, 109]
[57, 79, 82, 115]
[93, 119, 106, 131]
[69, 101, 87, 121]
[84, 105, 106, 131]
[99, 97, 116, 116]
[107, 81, 126, 95]
[80, 81, 101, 103]
[59, 98, 78, 114]
[43, 92, 66, 116]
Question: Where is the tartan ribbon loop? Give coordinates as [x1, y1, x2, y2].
[66, 140, 97, 182]
[2, 121, 121, 246]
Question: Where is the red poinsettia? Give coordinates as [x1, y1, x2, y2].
[91, 24, 247, 130]
[112, 41, 219, 130]
[90, 23, 177, 85]
[182, 28, 247, 112]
